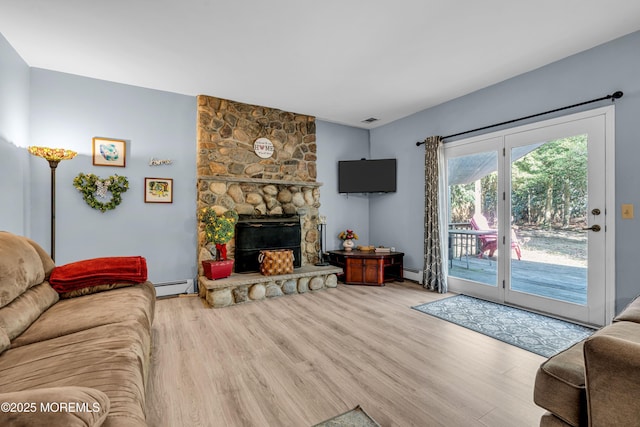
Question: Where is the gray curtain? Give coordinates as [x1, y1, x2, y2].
[423, 136, 448, 292]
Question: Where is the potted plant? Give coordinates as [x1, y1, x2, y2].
[199, 207, 239, 279]
[338, 229, 359, 251]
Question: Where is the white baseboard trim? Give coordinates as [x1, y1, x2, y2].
[154, 279, 195, 297]
[403, 269, 423, 284]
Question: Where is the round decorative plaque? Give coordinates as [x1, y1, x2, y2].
[254, 137, 274, 159]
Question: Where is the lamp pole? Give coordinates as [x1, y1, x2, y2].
[28, 146, 77, 262]
[48, 159, 60, 261]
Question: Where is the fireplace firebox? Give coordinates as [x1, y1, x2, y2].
[234, 215, 302, 273]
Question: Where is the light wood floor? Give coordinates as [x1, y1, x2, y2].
[145, 281, 546, 426]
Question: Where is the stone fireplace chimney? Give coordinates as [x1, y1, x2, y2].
[196, 95, 321, 275]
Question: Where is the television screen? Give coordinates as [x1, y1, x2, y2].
[338, 159, 397, 193]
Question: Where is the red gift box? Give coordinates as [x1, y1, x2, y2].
[202, 260, 234, 280]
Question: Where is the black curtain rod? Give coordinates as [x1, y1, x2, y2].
[416, 90, 623, 146]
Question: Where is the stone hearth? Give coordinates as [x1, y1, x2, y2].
[198, 265, 342, 308]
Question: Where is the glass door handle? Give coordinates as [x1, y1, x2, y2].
[582, 224, 601, 232]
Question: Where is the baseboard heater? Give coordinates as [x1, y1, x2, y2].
[403, 268, 423, 284]
[154, 279, 195, 297]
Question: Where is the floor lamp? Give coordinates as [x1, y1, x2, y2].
[28, 146, 77, 261]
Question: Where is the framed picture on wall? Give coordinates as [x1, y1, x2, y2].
[92, 137, 126, 167]
[144, 177, 173, 203]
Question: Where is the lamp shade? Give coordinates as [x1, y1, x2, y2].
[28, 146, 77, 161]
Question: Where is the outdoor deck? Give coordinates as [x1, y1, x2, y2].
[449, 256, 587, 305]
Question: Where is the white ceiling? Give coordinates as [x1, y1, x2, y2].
[1, 1, 639, 128]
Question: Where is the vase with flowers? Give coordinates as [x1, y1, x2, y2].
[199, 207, 239, 280]
[199, 207, 239, 260]
[338, 229, 359, 251]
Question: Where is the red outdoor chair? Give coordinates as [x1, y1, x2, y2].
[470, 213, 522, 260]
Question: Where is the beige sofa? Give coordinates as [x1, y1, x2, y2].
[0, 232, 156, 427]
[534, 296, 640, 426]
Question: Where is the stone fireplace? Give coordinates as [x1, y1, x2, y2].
[196, 95, 321, 266]
[196, 95, 341, 307]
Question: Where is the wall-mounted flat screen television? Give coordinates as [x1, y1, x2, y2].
[338, 158, 397, 193]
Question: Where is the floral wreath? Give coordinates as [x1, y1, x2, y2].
[73, 173, 129, 212]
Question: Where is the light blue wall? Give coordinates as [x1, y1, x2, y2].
[0, 33, 30, 235]
[28, 69, 197, 284]
[316, 120, 370, 250]
[370, 30, 640, 312]
[1, 28, 368, 283]
[7, 29, 638, 310]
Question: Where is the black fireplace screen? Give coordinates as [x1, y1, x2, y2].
[234, 215, 302, 273]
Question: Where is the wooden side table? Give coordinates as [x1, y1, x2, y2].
[327, 250, 404, 286]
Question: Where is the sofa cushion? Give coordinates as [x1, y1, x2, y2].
[0, 329, 9, 355]
[0, 320, 151, 427]
[613, 294, 640, 323]
[594, 318, 640, 341]
[535, 321, 640, 426]
[49, 256, 148, 293]
[584, 333, 640, 427]
[0, 232, 47, 308]
[540, 412, 573, 427]
[0, 282, 59, 341]
[11, 281, 155, 349]
[535, 340, 586, 427]
[59, 282, 139, 299]
[0, 386, 110, 427]
[23, 235, 56, 279]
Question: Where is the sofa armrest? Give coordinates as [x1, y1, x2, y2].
[0, 386, 110, 427]
[584, 334, 640, 427]
[613, 294, 640, 323]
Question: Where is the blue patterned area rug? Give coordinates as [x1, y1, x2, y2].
[412, 294, 596, 357]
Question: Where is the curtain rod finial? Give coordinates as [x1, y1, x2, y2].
[416, 141, 424, 147]
[612, 91, 623, 100]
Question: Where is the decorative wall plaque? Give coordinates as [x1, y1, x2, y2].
[149, 157, 173, 166]
[253, 137, 274, 158]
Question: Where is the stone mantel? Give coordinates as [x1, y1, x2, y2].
[197, 175, 323, 188]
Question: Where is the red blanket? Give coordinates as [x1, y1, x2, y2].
[50, 256, 148, 293]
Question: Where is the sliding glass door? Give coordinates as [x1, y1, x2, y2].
[445, 108, 613, 326]
[446, 137, 502, 301]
